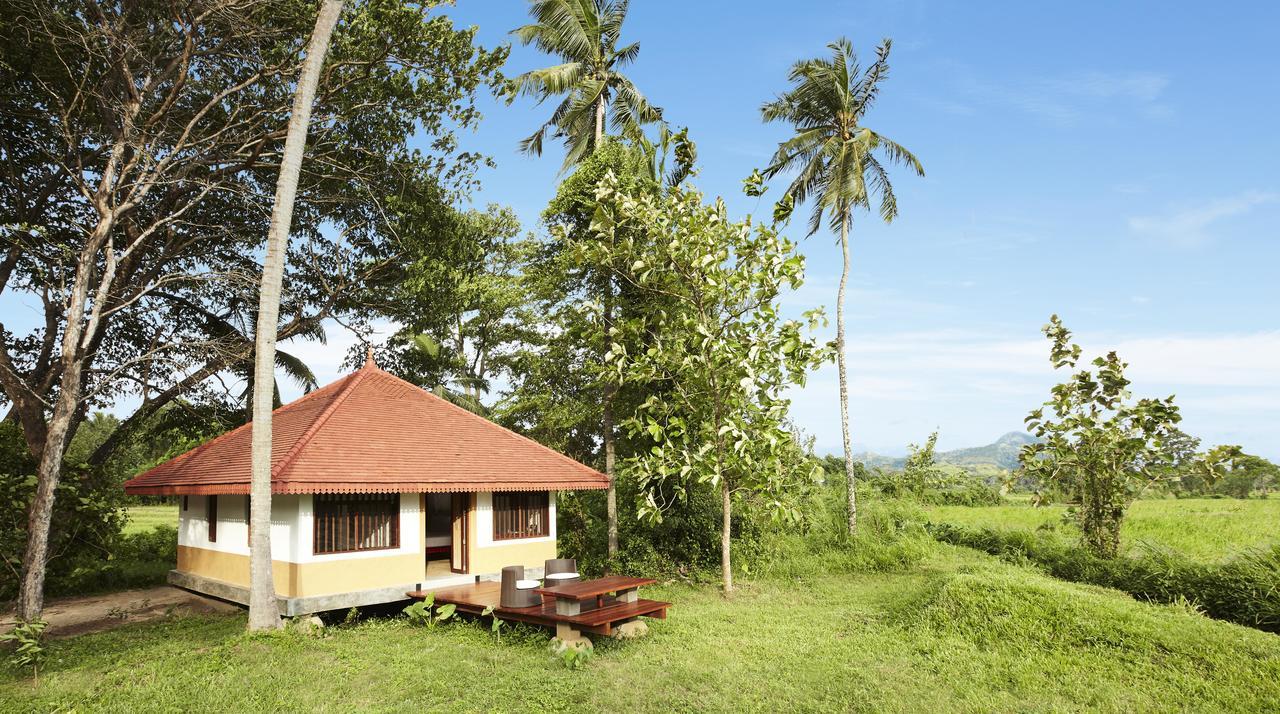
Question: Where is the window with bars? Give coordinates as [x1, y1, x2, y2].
[492, 492, 549, 541]
[313, 494, 400, 555]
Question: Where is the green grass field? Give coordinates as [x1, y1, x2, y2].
[3, 543, 1278, 712]
[925, 497, 1280, 561]
[123, 505, 178, 535]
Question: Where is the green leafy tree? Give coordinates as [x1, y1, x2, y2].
[589, 171, 830, 593]
[507, 0, 663, 170]
[1212, 452, 1280, 499]
[895, 431, 953, 497]
[1021, 316, 1229, 557]
[760, 38, 924, 535]
[0, 0, 504, 621]
[502, 140, 660, 559]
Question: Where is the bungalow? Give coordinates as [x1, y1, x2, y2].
[123, 354, 608, 616]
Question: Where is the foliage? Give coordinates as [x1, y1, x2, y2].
[378, 204, 539, 404]
[1204, 452, 1280, 499]
[755, 497, 932, 581]
[0, 420, 127, 597]
[0, 619, 47, 683]
[480, 604, 505, 644]
[554, 642, 594, 670]
[402, 594, 456, 629]
[1021, 315, 1229, 557]
[928, 522, 1280, 633]
[760, 38, 924, 234]
[506, 0, 663, 169]
[499, 141, 655, 464]
[1, 525, 178, 602]
[584, 170, 830, 590]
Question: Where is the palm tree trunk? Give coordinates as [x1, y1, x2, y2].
[247, 0, 344, 632]
[837, 214, 858, 535]
[595, 93, 619, 559]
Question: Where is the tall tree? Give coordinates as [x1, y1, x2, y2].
[588, 171, 829, 594]
[507, 0, 662, 558]
[0, 0, 503, 621]
[761, 38, 924, 535]
[248, 0, 344, 632]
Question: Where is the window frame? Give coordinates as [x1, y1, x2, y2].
[312, 493, 401, 556]
[491, 491, 550, 541]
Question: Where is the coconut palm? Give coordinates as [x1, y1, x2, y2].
[761, 38, 924, 535]
[507, 0, 663, 171]
[509, 0, 662, 558]
[248, 0, 344, 631]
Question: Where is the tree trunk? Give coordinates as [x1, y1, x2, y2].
[837, 215, 858, 536]
[247, 0, 344, 632]
[15, 217, 115, 621]
[594, 93, 619, 559]
[721, 477, 733, 594]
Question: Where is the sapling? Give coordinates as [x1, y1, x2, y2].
[1, 620, 48, 685]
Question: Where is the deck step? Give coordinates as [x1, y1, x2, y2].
[564, 598, 670, 627]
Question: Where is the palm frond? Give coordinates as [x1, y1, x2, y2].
[760, 36, 923, 238]
[510, 0, 660, 169]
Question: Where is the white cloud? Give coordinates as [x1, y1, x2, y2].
[787, 328, 1280, 459]
[1128, 190, 1278, 246]
[953, 69, 1173, 126]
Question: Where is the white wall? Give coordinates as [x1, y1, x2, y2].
[292, 492, 421, 564]
[474, 491, 556, 549]
[177, 491, 556, 563]
[177, 494, 299, 558]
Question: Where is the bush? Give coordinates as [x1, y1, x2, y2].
[5, 525, 179, 601]
[928, 522, 1280, 633]
[755, 498, 932, 581]
[916, 483, 1005, 507]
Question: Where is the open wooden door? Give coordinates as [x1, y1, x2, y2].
[450, 493, 470, 573]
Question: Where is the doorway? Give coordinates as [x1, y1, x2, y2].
[423, 494, 452, 578]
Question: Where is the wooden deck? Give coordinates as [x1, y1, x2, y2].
[406, 580, 669, 636]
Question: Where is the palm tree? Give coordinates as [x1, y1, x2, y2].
[761, 38, 924, 535]
[247, 0, 344, 631]
[508, 0, 662, 558]
[508, 0, 663, 171]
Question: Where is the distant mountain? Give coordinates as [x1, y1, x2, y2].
[849, 431, 1036, 471]
[937, 431, 1037, 470]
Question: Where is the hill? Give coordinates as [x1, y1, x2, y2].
[851, 431, 1036, 471]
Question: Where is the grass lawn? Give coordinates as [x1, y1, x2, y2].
[3, 544, 1278, 713]
[123, 505, 178, 535]
[924, 497, 1280, 561]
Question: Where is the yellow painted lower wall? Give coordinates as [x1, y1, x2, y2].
[469, 539, 559, 575]
[177, 546, 425, 598]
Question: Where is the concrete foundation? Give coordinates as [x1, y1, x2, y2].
[167, 569, 482, 617]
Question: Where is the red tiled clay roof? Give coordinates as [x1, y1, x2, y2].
[123, 359, 608, 495]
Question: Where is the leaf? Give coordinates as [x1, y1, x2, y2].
[413, 333, 441, 358]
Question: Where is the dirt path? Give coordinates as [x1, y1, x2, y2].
[2, 586, 241, 639]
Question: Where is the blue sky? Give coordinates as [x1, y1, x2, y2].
[420, 0, 1280, 457]
[5, 1, 1275, 459]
